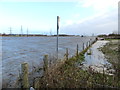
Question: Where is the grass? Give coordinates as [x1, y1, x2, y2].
[99, 39, 119, 70]
[99, 39, 120, 87]
[87, 53, 91, 55]
[87, 49, 92, 55]
[105, 38, 120, 41]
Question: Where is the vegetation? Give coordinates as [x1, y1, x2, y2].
[31, 42, 120, 88]
[97, 34, 120, 39]
[100, 39, 120, 87]
[100, 40, 119, 70]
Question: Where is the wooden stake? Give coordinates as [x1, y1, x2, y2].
[89, 41, 90, 47]
[21, 62, 29, 89]
[66, 48, 69, 60]
[83, 43, 84, 50]
[86, 42, 88, 48]
[34, 78, 40, 89]
[43, 55, 48, 74]
[76, 44, 79, 57]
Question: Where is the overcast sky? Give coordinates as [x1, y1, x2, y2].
[0, 0, 119, 35]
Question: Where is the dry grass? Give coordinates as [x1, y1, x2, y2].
[100, 39, 120, 87]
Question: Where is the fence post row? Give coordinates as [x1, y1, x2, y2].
[19, 38, 97, 89]
[21, 62, 29, 89]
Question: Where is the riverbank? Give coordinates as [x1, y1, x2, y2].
[32, 40, 120, 88]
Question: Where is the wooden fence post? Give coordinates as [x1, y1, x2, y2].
[88, 41, 89, 46]
[21, 62, 29, 89]
[34, 78, 40, 89]
[43, 55, 48, 75]
[76, 44, 79, 57]
[83, 43, 84, 50]
[86, 42, 88, 48]
[103, 66, 105, 88]
[65, 48, 68, 60]
[89, 41, 90, 47]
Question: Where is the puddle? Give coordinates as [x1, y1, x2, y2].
[81, 40, 115, 75]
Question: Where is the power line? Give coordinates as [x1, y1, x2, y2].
[21, 25, 23, 36]
[9, 27, 12, 35]
[27, 28, 28, 37]
[50, 29, 52, 35]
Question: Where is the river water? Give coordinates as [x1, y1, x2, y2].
[1, 36, 96, 87]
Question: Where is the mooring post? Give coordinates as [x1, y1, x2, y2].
[21, 62, 29, 89]
[43, 55, 48, 75]
[65, 48, 69, 60]
[76, 44, 79, 57]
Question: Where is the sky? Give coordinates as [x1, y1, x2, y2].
[0, 0, 119, 35]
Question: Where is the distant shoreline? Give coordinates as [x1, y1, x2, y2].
[0, 34, 86, 37]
